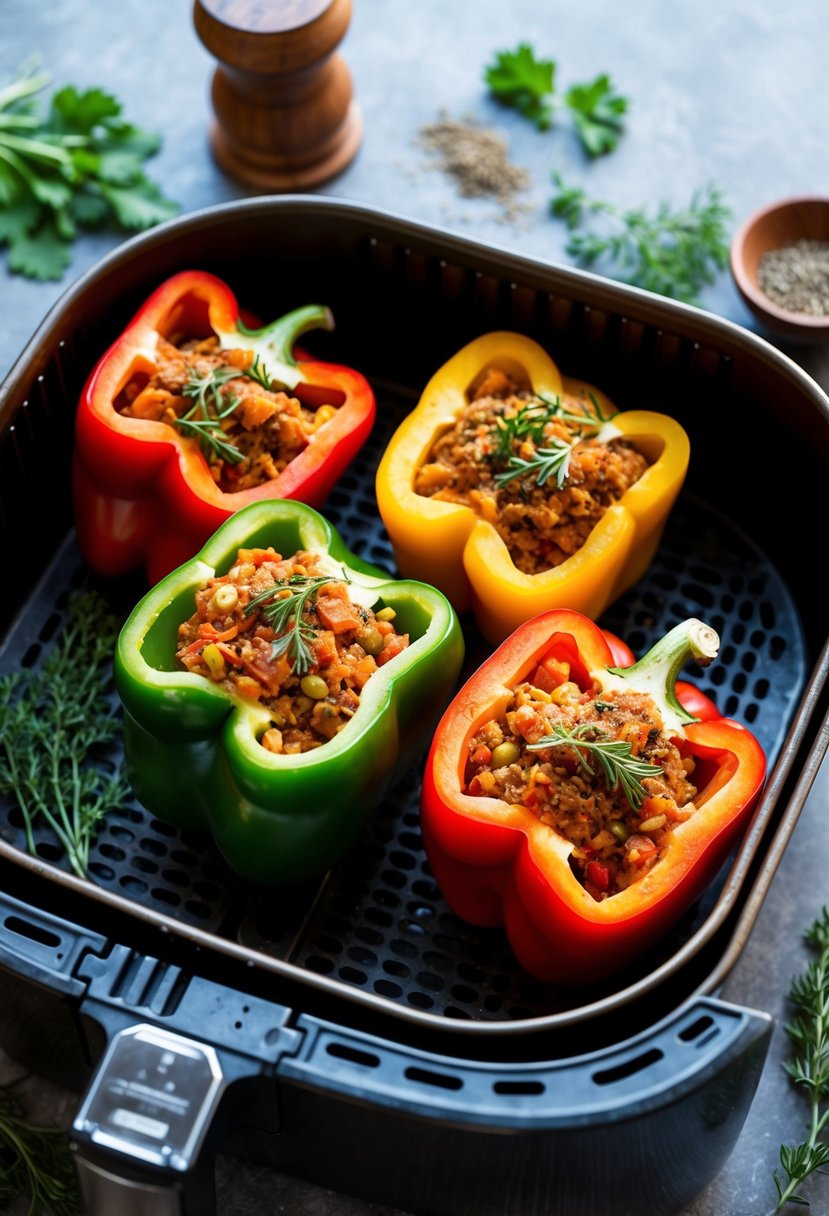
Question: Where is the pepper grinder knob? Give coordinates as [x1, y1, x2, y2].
[193, 0, 363, 191]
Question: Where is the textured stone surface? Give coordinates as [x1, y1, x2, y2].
[0, 1, 827, 1213]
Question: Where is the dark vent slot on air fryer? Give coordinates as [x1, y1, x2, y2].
[4, 916, 61, 949]
[678, 1015, 719, 1045]
[592, 1048, 664, 1086]
[492, 1079, 546, 1097]
[404, 1066, 464, 1092]
[325, 1042, 381, 1070]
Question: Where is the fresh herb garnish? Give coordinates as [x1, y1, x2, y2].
[484, 43, 556, 131]
[490, 392, 610, 487]
[0, 1079, 80, 1215]
[564, 74, 628, 156]
[773, 906, 829, 1211]
[494, 439, 574, 490]
[0, 590, 128, 879]
[178, 356, 277, 465]
[179, 365, 247, 465]
[245, 572, 349, 675]
[483, 45, 629, 154]
[492, 400, 560, 459]
[0, 64, 178, 281]
[527, 722, 662, 809]
[550, 175, 731, 304]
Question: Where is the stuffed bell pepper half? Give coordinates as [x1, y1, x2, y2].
[115, 500, 464, 884]
[376, 332, 689, 643]
[74, 270, 375, 584]
[421, 610, 766, 984]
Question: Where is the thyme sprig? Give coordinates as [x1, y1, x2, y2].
[527, 722, 662, 809]
[178, 356, 274, 465]
[0, 590, 128, 879]
[244, 571, 350, 676]
[0, 1079, 80, 1215]
[774, 906, 829, 1211]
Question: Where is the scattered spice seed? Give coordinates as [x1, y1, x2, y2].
[757, 239, 829, 316]
[417, 113, 533, 225]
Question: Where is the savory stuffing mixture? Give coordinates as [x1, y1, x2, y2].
[414, 369, 649, 574]
[465, 657, 697, 900]
[177, 547, 409, 753]
[119, 336, 337, 491]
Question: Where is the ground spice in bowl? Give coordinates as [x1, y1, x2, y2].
[757, 238, 829, 316]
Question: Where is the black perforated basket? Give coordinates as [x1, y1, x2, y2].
[0, 198, 827, 1216]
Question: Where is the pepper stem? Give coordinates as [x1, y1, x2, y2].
[603, 618, 719, 736]
[217, 304, 334, 391]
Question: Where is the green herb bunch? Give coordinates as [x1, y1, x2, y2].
[774, 906, 829, 1211]
[0, 589, 129, 878]
[484, 43, 628, 155]
[0, 1080, 80, 1216]
[0, 63, 178, 280]
[550, 175, 731, 304]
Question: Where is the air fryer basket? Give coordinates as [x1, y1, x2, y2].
[0, 197, 827, 1216]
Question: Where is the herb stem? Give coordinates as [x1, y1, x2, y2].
[774, 907, 829, 1211]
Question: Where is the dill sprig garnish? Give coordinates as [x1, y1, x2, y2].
[178, 355, 275, 465]
[773, 906, 829, 1211]
[0, 1079, 80, 1215]
[244, 571, 350, 675]
[526, 722, 662, 809]
[0, 590, 129, 879]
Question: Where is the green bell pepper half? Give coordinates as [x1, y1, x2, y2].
[114, 500, 465, 884]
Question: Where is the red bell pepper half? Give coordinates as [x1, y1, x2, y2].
[73, 270, 375, 584]
[421, 610, 766, 985]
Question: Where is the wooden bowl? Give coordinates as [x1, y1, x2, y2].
[730, 196, 829, 344]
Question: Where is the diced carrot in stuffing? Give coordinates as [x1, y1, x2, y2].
[126, 386, 178, 420]
[314, 593, 363, 635]
[238, 395, 279, 429]
[377, 634, 409, 666]
[538, 652, 571, 688]
[472, 367, 512, 400]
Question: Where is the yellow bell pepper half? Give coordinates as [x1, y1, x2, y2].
[375, 332, 690, 644]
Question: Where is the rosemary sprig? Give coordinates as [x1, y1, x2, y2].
[494, 439, 574, 490]
[244, 571, 349, 676]
[490, 392, 611, 488]
[774, 906, 829, 1211]
[0, 1080, 80, 1215]
[492, 400, 560, 459]
[526, 722, 662, 809]
[492, 392, 609, 461]
[178, 355, 274, 466]
[0, 590, 128, 881]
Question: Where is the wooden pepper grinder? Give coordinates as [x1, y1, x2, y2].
[193, 0, 363, 191]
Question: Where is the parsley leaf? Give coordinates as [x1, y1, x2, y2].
[0, 65, 178, 280]
[550, 175, 732, 304]
[484, 42, 556, 131]
[565, 73, 628, 156]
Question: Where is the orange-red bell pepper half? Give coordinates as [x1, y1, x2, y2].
[421, 610, 766, 985]
[73, 270, 375, 584]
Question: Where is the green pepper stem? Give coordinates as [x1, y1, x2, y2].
[225, 304, 334, 391]
[603, 618, 719, 736]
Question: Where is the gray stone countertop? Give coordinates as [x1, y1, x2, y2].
[0, 1, 827, 1213]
